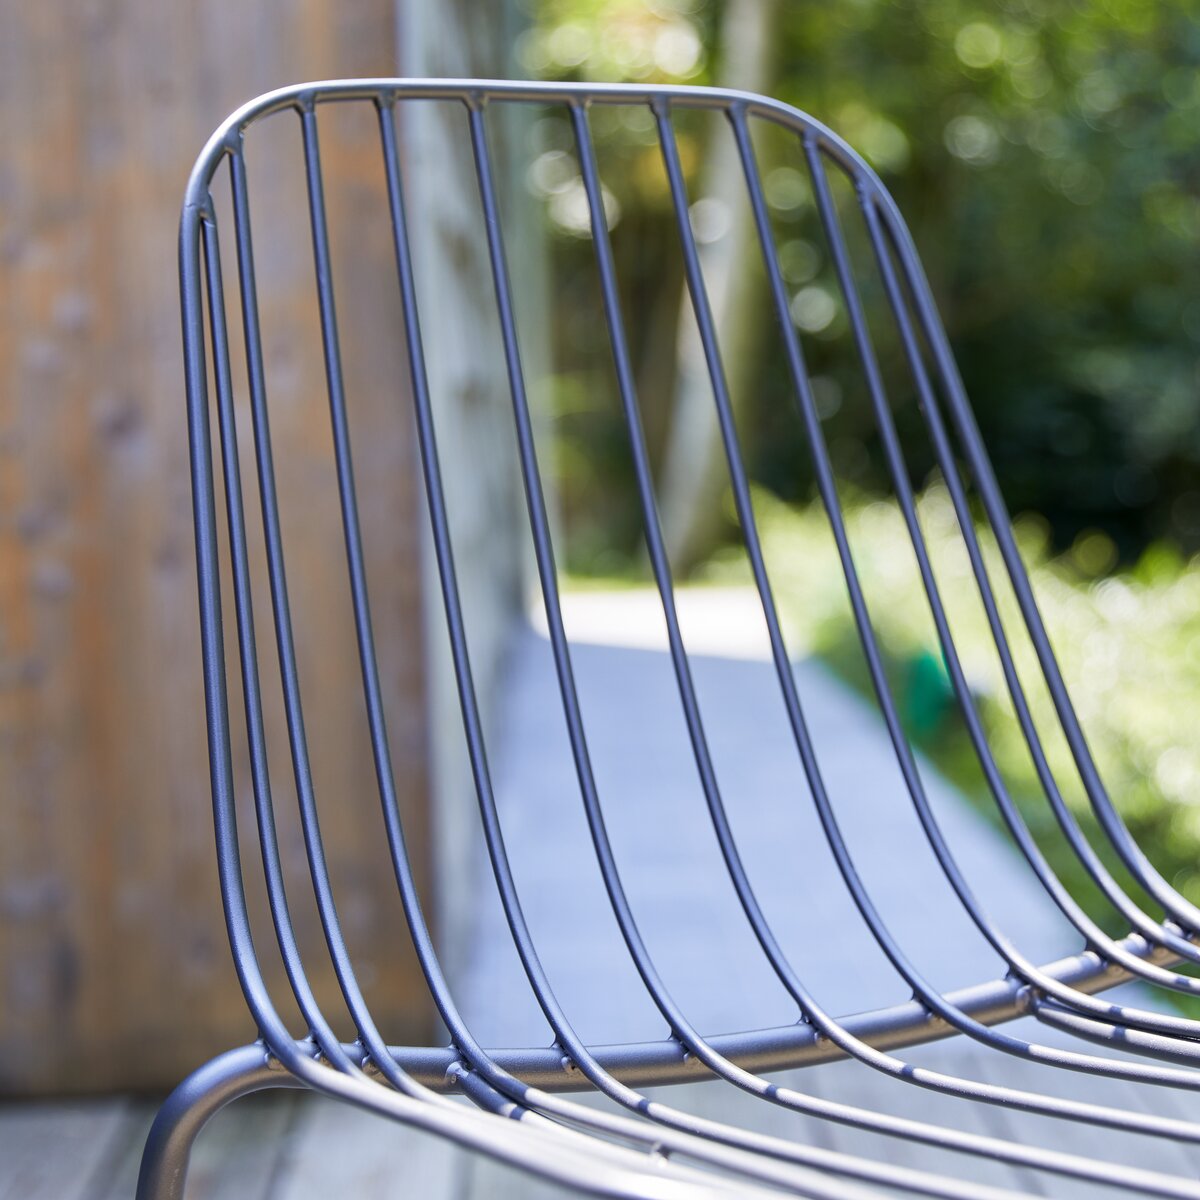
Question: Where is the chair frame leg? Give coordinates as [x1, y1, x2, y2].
[136, 1044, 304, 1200]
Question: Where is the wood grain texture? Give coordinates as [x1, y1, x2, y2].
[0, 0, 435, 1093]
[0, 1099, 140, 1200]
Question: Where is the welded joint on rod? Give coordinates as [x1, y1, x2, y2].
[723, 98, 750, 128]
[353, 1041, 380, 1074]
[263, 1043, 293, 1074]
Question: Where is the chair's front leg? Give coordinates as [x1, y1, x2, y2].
[137, 1044, 304, 1200]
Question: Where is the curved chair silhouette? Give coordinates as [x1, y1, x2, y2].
[141, 79, 1200, 1199]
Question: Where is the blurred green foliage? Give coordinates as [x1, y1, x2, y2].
[522, 0, 1200, 561]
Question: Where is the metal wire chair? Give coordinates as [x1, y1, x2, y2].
[141, 78, 1200, 1200]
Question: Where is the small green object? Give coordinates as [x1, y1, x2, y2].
[905, 648, 953, 738]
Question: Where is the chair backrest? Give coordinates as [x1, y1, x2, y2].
[180, 79, 1200, 1199]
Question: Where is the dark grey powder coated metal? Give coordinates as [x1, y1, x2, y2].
[140, 78, 1200, 1199]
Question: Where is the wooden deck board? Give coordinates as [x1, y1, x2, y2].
[90, 1102, 158, 1200]
[0, 1099, 141, 1200]
[266, 1094, 465, 1200]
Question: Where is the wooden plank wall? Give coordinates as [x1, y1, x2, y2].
[0, 1, 438, 1093]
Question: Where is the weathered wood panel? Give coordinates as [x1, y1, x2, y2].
[0, 0, 435, 1093]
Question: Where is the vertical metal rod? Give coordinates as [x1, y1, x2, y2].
[211, 145, 495, 1125]
[372, 94, 545, 1112]
[292, 99, 482, 1103]
[465, 95, 701, 1107]
[194, 200, 489, 1129]
[225, 143, 361, 1071]
[567, 103, 805, 998]
[192, 171, 469, 1126]
[190, 198, 300, 1058]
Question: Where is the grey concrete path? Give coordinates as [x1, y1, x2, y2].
[6, 586, 1198, 1197]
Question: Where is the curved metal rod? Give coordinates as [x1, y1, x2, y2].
[183, 79, 1200, 957]
[1028, 995, 1200, 1067]
[199, 87, 1099, 1200]
[208, 157, 363, 1080]
[135, 1040, 713, 1200]
[865, 218, 1200, 971]
[364, 96, 916, 1200]
[576, 83, 1200, 1112]
[224, 130, 676, 1184]
[655, 91, 1200, 1090]
[220, 132, 685, 1192]
[366, 95, 976, 1200]
[199, 87, 957, 1200]
[673, 94, 1200, 1073]
[190, 88, 952, 1200]
[123, 943, 1187, 1096]
[561, 92, 1200, 1185]
[371, 92, 1200, 1198]
[450, 95, 1042, 1200]
[298, 99, 874, 1199]
[137, 1046, 300, 1200]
